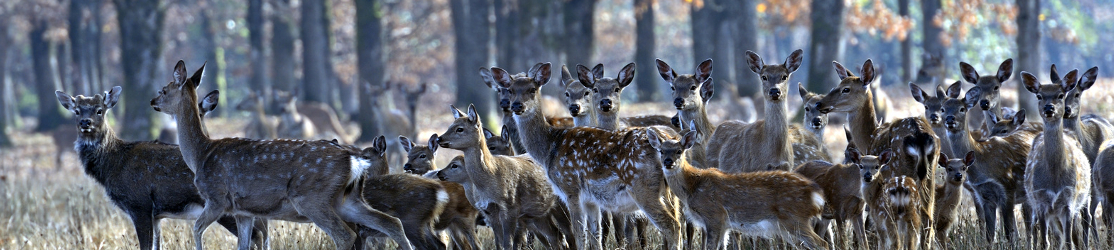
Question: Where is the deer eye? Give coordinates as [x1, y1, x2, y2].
[842, 88, 851, 93]
[1036, 96, 1043, 100]
[614, 88, 620, 93]
[529, 88, 537, 94]
[592, 88, 598, 93]
[419, 154, 426, 159]
[96, 109, 104, 115]
[690, 86, 697, 91]
[994, 86, 1000, 90]
[75, 110, 81, 115]
[782, 75, 788, 81]
[456, 127, 464, 132]
[1075, 93, 1080, 98]
[804, 107, 810, 112]
[960, 107, 966, 112]
[670, 86, 675, 91]
[565, 92, 570, 97]
[1057, 93, 1065, 99]
[762, 76, 768, 81]
[450, 164, 458, 169]
[584, 91, 590, 96]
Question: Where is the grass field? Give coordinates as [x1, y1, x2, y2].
[3, 82, 1114, 249]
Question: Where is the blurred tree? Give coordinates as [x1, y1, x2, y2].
[691, 1, 725, 86]
[198, 5, 221, 115]
[1016, 0, 1039, 117]
[0, 15, 9, 148]
[495, 0, 519, 70]
[452, 0, 493, 119]
[248, 0, 267, 96]
[355, 0, 386, 142]
[301, 0, 333, 104]
[730, 0, 758, 97]
[634, 0, 656, 101]
[804, 0, 844, 93]
[563, 0, 598, 69]
[899, 0, 911, 82]
[114, 0, 165, 140]
[68, 0, 102, 95]
[31, 19, 64, 132]
[271, 0, 297, 94]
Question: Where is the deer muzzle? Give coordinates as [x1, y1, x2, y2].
[79, 119, 93, 132]
[944, 116, 958, 130]
[662, 158, 675, 169]
[1043, 105, 1056, 118]
[499, 99, 511, 111]
[810, 117, 824, 128]
[863, 172, 873, 183]
[569, 104, 581, 116]
[673, 98, 684, 109]
[511, 102, 525, 114]
[599, 99, 613, 112]
[979, 100, 991, 110]
[768, 88, 782, 101]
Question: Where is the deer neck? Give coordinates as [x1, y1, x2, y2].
[461, 138, 499, 187]
[1041, 120, 1069, 168]
[680, 104, 715, 145]
[501, 111, 528, 154]
[597, 111, 619, 130]
[663, 157, 698, 204]
[1064, 115, 1086, 146]
[947, 126, 980, 160]
[981, 105, 1002, 129]
[764, 98, 793, 166]
[847, 91, 879, 151]
[513, 106, 558, 167]
[171, 94, 213, 173]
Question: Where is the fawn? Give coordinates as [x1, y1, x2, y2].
[234, 91, 279, 139]
[576, 63, 674, 131]
[399, 135, 482, 250]
[483, 126, 517, 156]
[910, 83, 955, 157]
[940, 80, 1036, 242]
[151, 61, 412, 250]
[798, 83, 828, 139]
[436, 104, 575, 249]
[794, 147, 872, 249]
[959, 58, 1014, 134]
[490, 62, 684, 249]
[987, 107, 1034, 138]
[354, 135, 449, 250]
[934, 151, 972, 248]
[559, 65, 597, 127]
[878, 175, 923, 250]
[648, 130, 829, 249]
[1021, 69, 1093, 249]
[56, 87, 264, 250]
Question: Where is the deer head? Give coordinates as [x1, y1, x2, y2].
[959, 58, 1013, 111]
[855, 148, 893, 183]
[489, 63, 552, 116]
[480, 68, 515, 114]
[272, 89, 300, 115]
[941, 82, 973, 133]
[559, 65, 593, 118]
[484, 125, 516, 156]
[745, 49, 803, 102]
[798, 83, 827, 131]
[657, 58, 713, 111]
[436, 104, 485, 150]
[359, 135, 390, 176]
[56, 86, 122, 143]
[1022, 67, 1079, 122]
[939, 151, 973, 184]
[910, 83, 951, 125]
[988, 109, 1027, 137]
[235, 91, 265, 112]
[151, 60, 205, 116]
[816, 59, 876, 114]
[1064, 66, 1099, 119]
[578, 63, 635, 114]
[400, 134, 439, 175]
[647, 130, 700, 172]
[435, 155, 468, 183]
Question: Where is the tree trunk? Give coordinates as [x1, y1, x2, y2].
[804, 0, 845, 94]
[730, 0, 759, 97]
[355, 0, 386, 142]
[69, 0, 89, 94]
[921, 0, 944, 83]
[248, 0, 267, 95]
[113, 0, 165, 140]
[301, 0, 332, 104]
[1016, 0, 1040, 117]
[495, 0, 519, 69]
[199, 9, 221, 116]
[271, 0, 297, 94]
[451, 0, 493, 120]
[691, 3, 723, 79]
[899, 0, 912, 82]
[563, 0, 597, 69]
[634, 0, 656, 102]
[32, 20, 65, 132]
[0, 20, 10, 147]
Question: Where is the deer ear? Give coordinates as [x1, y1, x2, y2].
[799, 83, 810, 101]
[483, 128, 495, 140]
[466, 104, 479, 123]
[533, 63, 552, 85]
[173, 60, 188, 86]
[617, 62, 636, 88]
[450, 104, 466, 119]
[1079, 66, 1099, 91]
[655, 59, 677, 83]
[501, 125, 513, 138]
[963, 151, 976, 166]
[1021, 72, 1041, 94]
[399, 136, 414, 153]
[695, 58, 713, 83]
[996, 58, 1013, 83]
[880, 149, 893, 164]
[681, 131, 699, 149]
[577, 64, 595, 88]
[785, 49, 804, 73]
[1062, 69, 1080, 92]
[938, 153, 949, 168]
[670, 114, 681, 128]
[935, 84, 947, 99]
[745, 50, 764, 74]
[1014, 110, 1027, 125]
[833, 61, 853, 81]
[909, 83, 927, 104]
[946, 81, 963, 99]
[591, 64, 605, 83]
[490, 67, 513, 89]
[859, 59, 876, 85]
[559, 65, 574, 88]
[56, 91, 75, 111]
[104, 86, 123, 109]
[200, 90, 219, 114]
[189, 62, 206, 89]
[959, 62, 979, 84]
[373, 136, 387, 157]
[479, 68, 498, 90]
[700, 77, 714, 102]
[1050, 64, 1061, 84]
[848, 147, 862, 164]
[646, 131, 662, 149]
[427, 134, 440, 152]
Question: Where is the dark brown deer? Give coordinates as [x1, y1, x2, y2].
[57, 87, 265, 250]
[1021, 69, 1093, 249]
[150, 61, 412, 250]
[959, 59, 1014, 134]
[794, 147, 871, 249]
[355, 135, 449, 250]
[934, 151, 972, 249]
[399, 136, 482, 250]
[493, 62, 683, 249]
[234, 91, 279, 139]
[648, 130, 828, 250]
[576, 63, 674, 131]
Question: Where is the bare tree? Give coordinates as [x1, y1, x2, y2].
[634, 0, 656, 102]
[248, 0, 267, 96]
[451, 0, 493, 119]
[271, 0, 297, 93]
[0, 16, 10, 147]
[563, 0, 597, 69]
[356, 0, 386, 142]
[32, 19, 65, 132]
[113, 0, 165, 140]
[804, 0, 845, 94]
[1015, 0, 1039, 117]
[301, 0, 333, 104]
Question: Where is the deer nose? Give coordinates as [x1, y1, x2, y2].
[1065, 106, 1074, 116]
[863, 173, 873, 183]
[663, 158, 674, 168]
[403, 163, 412, 170]
[599, 99, 613, 112]
[79, 119, 92, 129]
[811, 117, 824, 127]
[1043, 105, 1056, 117]
[671, 116, 681, 128]
[928, 114, 940, 123]
[815, 102, 832, 114]
[944, 116, 957, 127]
[569, 104, 580, 116]
[979, 100, 991, 110]
[499, 99, 511, 110]
[673, 98, 684, 109]
[511, 102, 525, 113]
[768, 88, 782, 100]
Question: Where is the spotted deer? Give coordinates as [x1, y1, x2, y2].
[492, 62, 683, 249]
[648, 130, 828, 249]
[910, 83, 954, 157]
[793, 147, 872, 249]
[150, 61, 412, 250]
[940, 80, 1036, 242]
[1021, 69, 1093, 249]
[816, 59, 940, 247]
[353, 135, 450, 250]
[436, 104, 575, 249]
[987, 108, 1034, 138]
[934, 151, 972, 248]
[657, 58, 714, 169]
[234, 91, 279, 139]
[798, 83, 828, 139]
[56, 87, 264, 250]
[481, 69, 573, 155]
[878, 175, 923, 250]
[559, 65, 596, 127]
[576, 63, 675, 131]
[398, 136, 482, 250]
[959, 58, 1014, 134]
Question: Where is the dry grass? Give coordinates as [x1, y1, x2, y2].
[4, 79, 1114, 249]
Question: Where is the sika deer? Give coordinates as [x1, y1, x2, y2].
[648, 130, 828, 250]
[234, 92, 278, 139]
[57, 87, 265, 250]
[354, 135, 450, 250]
[404, 83, 428, 136]
[436, 104, 575, 249]
[657, 58, 714, 169]
[1062, 66, 1112, 162]
[576, 63, 674, 131]
[399, 136, 482, 250]
[816, 59, 940, 247]
[1091, 142, 1114, 244]
[794, 148, 870, 249]
[934, 151, 972, 248]
[493, 62, 683, 249]
[483, 126, 517, 156]
[940, 80, 1036, 242]
[959, 59, 1014, 133]
[273, 90, 319, 140]
[150, 61, 412, 250]
[798, 83, 828, 139]
[364, 82, 414, 169]
[272, 90, 356, 143]
[1022, 69, 1093, 249]
[878, 176, 923, 250]
[705, 49, 829, 172]
[910, 83, 954, 156]
[987, 108, 1033, 138]
[560, 65, 596, 127]
[481, 70, 573, 155]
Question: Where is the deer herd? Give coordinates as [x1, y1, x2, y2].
[50, 47, 1114, 250]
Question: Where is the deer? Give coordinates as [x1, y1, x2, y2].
[910, 83, 955, 157]
[491, 62, 684, 249]
[399, 135, 483, 250]
[150, 61, 412, 250]
[959, 58, 1014, 135]
[793, 147, 872, 249]
[576, 63, 675, 131]
[720, 82, 758, 123]
[647, 130, 829, 250]
[656, 58, 715, 169]
[353, 135, 449, 250]
[56, 86, 266, 250]
[364, 82, 415, 170]
[815, 59, 940, 248]
[1091, 142, 1114, 244]
[271, 89, 356, 143]
[483, 126, 517, 156]
[559, 65, 597, 127]
[47, 123, 78, 169]
[1060, 66, 1111, 162]
[272, 90, 319, 140]
[703, 49, 830, 172]
[435, 104, 575, 249]
[234, 91, 279, 139]
[482, 70, 574, 155]
[877, 175, 923, 250]
[940, 80, 1037, 243]
[934, 151, 972, 249]
[403, 83, 428, 137]
[798, 83, 828, 140]
[987, 107, 1034, 138]
[1021, 69, 1093, 250]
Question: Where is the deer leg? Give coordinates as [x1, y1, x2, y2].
[852, 213, 867, 250]
[600, 212, 613, 244]
[1104, 199, 1114, 246]
[192, 201, 227, 250]
[701, 220, 725, 250]
[253, 218, 269, 250]
[1000, 199, 1019, 242]
[335, 196, 412, 250]
[234, 216, 255, 250]
[581, 202, 604, 250]
[788, 220, 829, 250]
[547, 203, 577, 250]
[129, 211, 156, 250]
[564, 195, 590, 250]
[979, 201, 999, 243]
[1082, 199, 1093, 249]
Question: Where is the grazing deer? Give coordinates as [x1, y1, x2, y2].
[576, 63, 674, 131]
[234, 91, 279, 139]
[648, 130, 829, 250]
[910, 83, 954, 156]
[56, 87, 265, 250]
[559, 65, 597, 127]
[878, 175, 923, 250]
[150, 61, 412, 250]
[273, 90, 319, 140]
[793, 148, 871, 249]
[940, 80, 1036, 242]
[355, 135, 449, 250]
[491, 63, 683, 249]
[816, 59, 940, 247]
[399, 137, 482, 250]
[1091, 142, 1114, 244]
[364, 82, 415, 169]
[798, 83, 828, 139]
[483, 126, 517, 156]
[657, 58, 715, 169]
[959, 59, 1014, 134]
[1022, 69, 1093, 249]
[436, 104, 574, 249]
[934, 151, 972, 248]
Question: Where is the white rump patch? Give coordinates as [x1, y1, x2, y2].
[811, 191, 825, 211]
[436, 189, 450, 204]
[350, 156, 371, 184]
